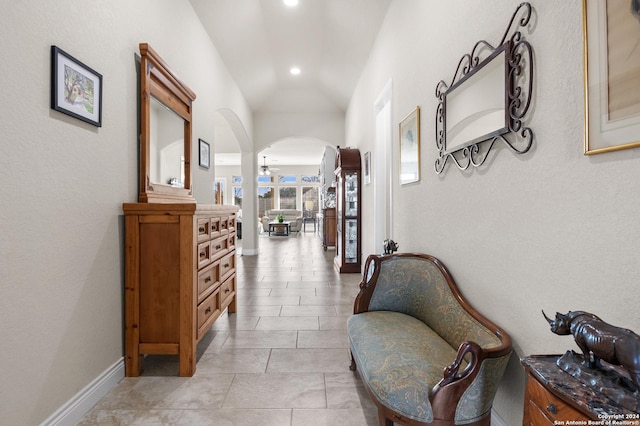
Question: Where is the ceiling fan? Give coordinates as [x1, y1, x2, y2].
[259, 156, 279, 176]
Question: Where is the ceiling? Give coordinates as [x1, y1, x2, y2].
[189, 0, 391, 166]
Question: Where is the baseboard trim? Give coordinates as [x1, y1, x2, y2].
[491, 408, 508, 426]
[240, 248, 259, 255]
[40, 357, 124, 426]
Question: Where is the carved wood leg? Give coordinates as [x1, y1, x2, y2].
[378, 408, 393, 426]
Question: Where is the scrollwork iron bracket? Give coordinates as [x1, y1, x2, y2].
[435, 2, 534, 174]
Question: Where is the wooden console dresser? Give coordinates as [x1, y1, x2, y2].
[123, 203, 238, 377]
[522, 355, 637, 424]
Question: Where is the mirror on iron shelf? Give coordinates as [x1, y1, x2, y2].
[138, 43, 196, 203]
[149, 97, 185, 188]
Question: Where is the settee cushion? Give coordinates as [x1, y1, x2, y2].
[368, 256, 502, 352]
[348, 311, 462, 423]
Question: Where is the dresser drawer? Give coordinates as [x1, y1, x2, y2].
[197, 218, 211, 242]
[219, 252, 235, 280]
[228, 215, 236, 233]
[197, 262, 219, 303]
[220, 217, 229, 234]
[197, 289, 221, 337]
[525, 374, 587, 423]
[197, 241, 211, 269]
[220, 275, 235, 308]
[228, 232, 236, 250]
[209, 217, 221, 238]
[210, 236, 229, 261]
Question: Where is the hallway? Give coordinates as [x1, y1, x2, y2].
[78, 232, 378, 425]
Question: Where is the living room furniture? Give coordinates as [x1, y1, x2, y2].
[268, 221, 290, 236]
[334, 147, 362, 273]
[122, 44, 238, 377]
[348, 253, 512, 426]
[261, 209, 303, 232]
[521, 355, 636, 424]
[318, 207, 336, 251]
[303, 217, 316, 232]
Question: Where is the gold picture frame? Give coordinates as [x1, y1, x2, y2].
[399, 106, 420, 185]
[583, 0, 640, 154]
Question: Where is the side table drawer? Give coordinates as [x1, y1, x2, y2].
[525, 374, 587, 423]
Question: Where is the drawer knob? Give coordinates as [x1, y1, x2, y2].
[199, 226, 205, 233]
[216, 245, 222, 250]
[205, 277, 211, 283]
[546, 403, 557, 414]
[223, 263, 230, 268]
[199, 252, 206, 258]
[205, 307, 211, 314]
[225, 288, 230, 293]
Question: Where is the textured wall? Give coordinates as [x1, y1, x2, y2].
[0, 1, 251, 424]
[346, 1, 640, 424]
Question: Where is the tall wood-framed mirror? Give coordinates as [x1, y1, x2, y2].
[139, 43, 196, 203]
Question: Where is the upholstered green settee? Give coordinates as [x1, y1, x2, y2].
[347, 253, 512, 426]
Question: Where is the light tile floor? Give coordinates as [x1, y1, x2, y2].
[78, 231, 378, 425]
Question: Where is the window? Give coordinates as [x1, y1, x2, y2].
[233, 186, 242, 207]
[302, 186, 319, 217]
[258, 187, 274, 217]
[301, 175, 320, 183]
[279, 186, 297, 209]
[214, 178, 225, 204]
[232, 175, 242, 184]
[258, 175, 274, 183]
[279, 175, 297, 183]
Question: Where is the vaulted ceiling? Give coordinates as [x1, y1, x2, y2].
[191, 0, 391, 114]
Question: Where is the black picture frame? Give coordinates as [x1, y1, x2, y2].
[199, 139, 210, 169]
[50, 46, 103, 127]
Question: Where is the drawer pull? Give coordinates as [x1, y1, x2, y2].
[199, 226, 205, 233]
[546, 403, 557, 414]
[225, 288, 230, 293]
[205, 307, 211, 314]
[199, 252, 206, 258]
[204, 277, 211, 283]
[223, 263, 230, 268]
[215, 244, 222, 250]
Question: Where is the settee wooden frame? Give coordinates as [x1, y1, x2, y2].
[349, 253, 512, 426]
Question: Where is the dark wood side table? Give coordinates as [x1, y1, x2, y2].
[522, 355, 637, 425]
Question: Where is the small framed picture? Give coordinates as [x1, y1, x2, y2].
[363, 151, 371, 185]
[50, 46, 102, 127]
[399, 106, 420, 185]
[199, 139, 210, 169]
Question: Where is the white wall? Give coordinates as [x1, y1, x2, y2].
[0, 1, 251, 424]
[346, 0, 640, 424]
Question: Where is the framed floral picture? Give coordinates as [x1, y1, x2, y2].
[399, 106, 420, 184]
[50, 46, 102, 127]
[583, 0, 640, 154]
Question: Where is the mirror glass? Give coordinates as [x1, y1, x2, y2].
[444, 46, 508, 153]
[149, 97, 185, 187]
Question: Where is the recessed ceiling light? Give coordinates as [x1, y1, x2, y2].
[290, 66, 301, 75]
[283, 0, 298, 7]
